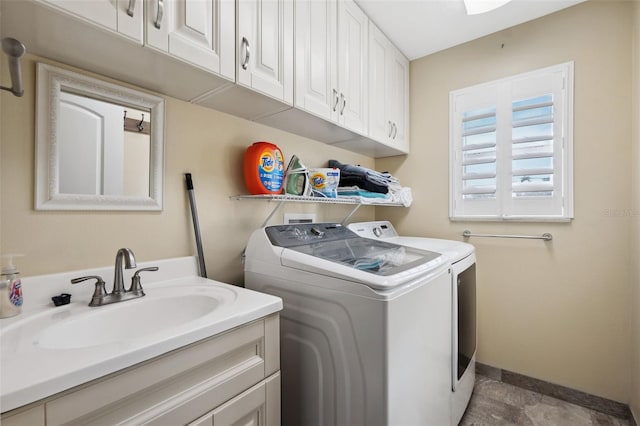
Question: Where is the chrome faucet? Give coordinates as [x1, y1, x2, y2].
[71, 248, 158, 307]
[113, 248, 136, 295]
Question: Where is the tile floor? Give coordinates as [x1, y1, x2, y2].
[459, 375, 629, 426]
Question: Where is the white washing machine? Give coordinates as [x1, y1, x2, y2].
[244, 223, 453, 426]
[348, 221, 477, 426]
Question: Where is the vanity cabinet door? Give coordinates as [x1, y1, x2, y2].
[189, 373, 281, 426]
[145, 0, 235, 79]
[37, 0, 143, 42]
[0, 405, 45, 426]
[237, 0, 294, 103]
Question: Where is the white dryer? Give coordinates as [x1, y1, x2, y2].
[348, 221, 477, 426]
[244, 223, 453, 426]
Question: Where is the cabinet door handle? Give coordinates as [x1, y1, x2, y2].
[154, 0, 164, 29]
[340, 93, 346, 115]
[126, 0, 136, 17]
[332, 89, 339, 112]
[393, 122, 398, 139]
[241, 37, 250, 70]
[388, 120, 393, 137]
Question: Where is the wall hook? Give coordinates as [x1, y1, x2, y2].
[0, 38, 26, 97]
[137, 113, 145, 132]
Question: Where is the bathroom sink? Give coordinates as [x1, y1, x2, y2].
[36, 293, 223, 349]
[1, 282, 239, 356]
[0, 260, 282, 413]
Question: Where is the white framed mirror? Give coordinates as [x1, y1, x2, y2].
[35, 63, 165, 211]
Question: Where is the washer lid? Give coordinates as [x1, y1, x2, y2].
[266, 223, 444, 286]
[286, 235, 439, 276]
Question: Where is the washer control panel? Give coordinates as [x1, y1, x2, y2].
[348, 221, 399, 240]
[266, 223, 356, 248]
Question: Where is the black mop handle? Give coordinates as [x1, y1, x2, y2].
[185, 173, 207, 278]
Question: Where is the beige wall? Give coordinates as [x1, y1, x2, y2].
[0, 55, 375, 284]
[1, 0, 638, 411]
[631, 0, 640, 420]
[378, 1, 633, 402]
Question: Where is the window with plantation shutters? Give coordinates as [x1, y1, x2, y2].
[450, 62, 574, 221]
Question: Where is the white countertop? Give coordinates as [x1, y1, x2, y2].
[0, 257, 282, 413]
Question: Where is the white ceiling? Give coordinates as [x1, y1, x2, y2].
[355, 0, 588, 60]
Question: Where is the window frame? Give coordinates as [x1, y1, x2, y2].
[449, 62, 574, 222]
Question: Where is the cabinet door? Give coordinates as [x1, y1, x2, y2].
[37, 0, 142, 42]
[0, 405, 45, 426]
[117, 0, 144, 42]
[238, 0, 294, 104]
[337, 0, 367, 134]
[209, 373, 281, 426]
[294, 0, 337, 121]
[368, 23, 391, 143]
[387, 45, 409, 151]
[146, 0, 235, 79]
[367, 23, 409, 152]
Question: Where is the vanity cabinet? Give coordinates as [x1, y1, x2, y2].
[0, 314, 280, 426]
[294, 0, 368, 135]
[36, 0, 144, 43]
[237, 0, 294, 103]
[145, 0, 235, 79]
[368, 22, 410, 153]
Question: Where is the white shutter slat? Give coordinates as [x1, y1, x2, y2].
[512, 101, 553, 112]
[512, 182, 554, 193]
[512, 116, 553, 128]
[462, 172, 497, 180]
[462, 157, 496, 166]
[462, 142, 496, 151]
[462, 111, 495, 122]
[462, 125, 496, 137]
[512, 167, 554, 176]
[512, 151, 553, 161]
[512, 136, 553, 145]
[462, 187, 496, 195]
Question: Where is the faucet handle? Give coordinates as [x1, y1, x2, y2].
[71, 275, 107, 307]
[129, 266, 158, 295]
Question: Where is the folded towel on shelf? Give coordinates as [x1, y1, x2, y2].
[337, 186, 389, 199]
[328, 160, 413, 207]
[390, 186, 413, 207]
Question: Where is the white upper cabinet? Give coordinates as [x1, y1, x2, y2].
[37, 0, 143, 42]
[145, 0, 235, 79]
[368, 23, 409, 153]
[295, 0, 368, 135]
[237, 0, 294, 103]
[294, 0, 336, 121]
[337, 0, 368, 134]
[387, 45, 409, 150]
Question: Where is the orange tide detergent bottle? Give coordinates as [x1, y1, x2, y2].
[244, 142, 285, 194]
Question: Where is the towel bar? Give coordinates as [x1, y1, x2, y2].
[462, 230, 552, 241]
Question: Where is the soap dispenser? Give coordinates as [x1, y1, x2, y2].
[0, 254, 23, 318]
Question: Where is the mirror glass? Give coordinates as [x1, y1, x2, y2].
[36, 63, 164, 210]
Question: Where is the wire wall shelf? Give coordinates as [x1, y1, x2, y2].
[231, 194, 404, 227]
